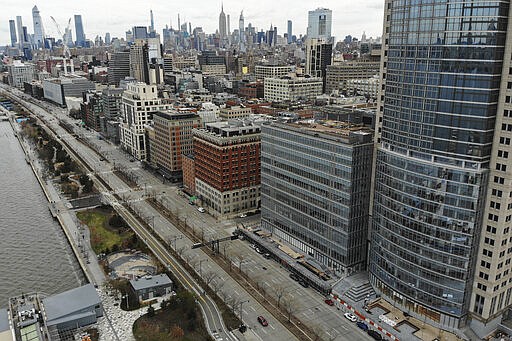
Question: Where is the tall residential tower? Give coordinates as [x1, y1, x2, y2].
[370, 0, 512, 335]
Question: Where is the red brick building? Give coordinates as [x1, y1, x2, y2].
[153, 111, 201, 182]
[182, 154, 196, 195]
[193, 121, 261, 218]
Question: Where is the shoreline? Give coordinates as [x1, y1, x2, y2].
[5, 110, 93, 285]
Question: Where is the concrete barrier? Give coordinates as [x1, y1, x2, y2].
[330, 293, 400, 341]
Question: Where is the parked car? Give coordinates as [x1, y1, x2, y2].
[344, 312, 357, 322]
[197, 207, 205, 213]
[289, 273, 299, 281]
[255, 247, 263, 254]
[299, 281, 309, 288]
[367, 330, 383, 340]
[263, 253, 271, 259]
[356, 321, 369, 331]
[324, 299, 334, 306]
[239, 213, 247, 218]
[257, 316, 268, 326]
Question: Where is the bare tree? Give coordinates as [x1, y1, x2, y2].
[273, 283, 287, 307]
[211, 278, 225, 294]
[219, 289, 231, 303]
[281, 295, 298, 322]
[176, 245, 186, 256]
[203, 271, 219, 287]
[310, 323, 327, 341]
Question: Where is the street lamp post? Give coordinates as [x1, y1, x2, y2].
[239, 300, 250, 326]
[199, 259, 208, 278]
[169, 235, 182, 250]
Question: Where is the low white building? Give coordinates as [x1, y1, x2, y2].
[346, 75, 380, 99]
[219, 105, 253, 120]
[255, 65, 293, 80]
[264, 75, 323, 102]
[197, 102, 219, 126]
[7, 61, 35, 89]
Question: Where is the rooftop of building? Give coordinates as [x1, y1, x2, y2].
[154, 110, 199, 121]
[130, 274, 173, 291]
[266, 74, 323, 82]
[41, 284, 100, 324]
[44, 74, 92, 84]
[271, 119, 373, 144]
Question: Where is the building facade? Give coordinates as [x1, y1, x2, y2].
[346, 76, 380, 99]
[255, 65, 293, 81]
[101, 87, 123, 142]
[305, 38, 333, 91]
[119, 82, 172, 160]
[325, 61, 381, 95]
[307, 8, 332, 40]
[264, 76, 323, 102]
[32, 6, 44, 49]
[152, 111, 201, 181]
[74, 14, 86, 47]
[261, 121, 373, 275]
[182, 154, 196, 195]
[129, 40, 150, 84]
[219, 105, 253, 120]
[370, 0, 510, 332]
[7, 61, 34, 89]
[194, 121, 261, 218]
[81, 90, 103, 131]
[108, 51, 130, 86]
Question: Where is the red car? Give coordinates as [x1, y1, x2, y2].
[257, 316, 268, 326]
[324, 299, 334, 306]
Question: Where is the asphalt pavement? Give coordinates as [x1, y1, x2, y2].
[3, 86, 374, 341]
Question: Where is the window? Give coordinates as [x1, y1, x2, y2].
[496, 163, 507, 172]
[474, 294, 485, 314]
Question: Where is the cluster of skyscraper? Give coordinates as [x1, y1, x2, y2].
[8, 8, 86, 59]
[7, 1, 512, 339]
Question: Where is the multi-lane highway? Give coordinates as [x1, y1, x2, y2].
[1, 85, 300, 341]
[2, 85, 374, 341]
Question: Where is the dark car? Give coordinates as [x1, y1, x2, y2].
[367, 330, 383, 340]
[257, 316, 268, 326]
[356, 321, 369, 331]
[289, 273, 299, 281]
[299, 281, 309, 288]
[324, 299, 334, 306]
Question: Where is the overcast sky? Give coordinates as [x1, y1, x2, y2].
[1, 1, 384, 46]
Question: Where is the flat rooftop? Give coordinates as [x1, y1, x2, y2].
[42, 284, 100, 323]
[281, 120, 373, 143]
[130, 274, 173, 291]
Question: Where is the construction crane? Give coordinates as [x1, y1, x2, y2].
[50, 16, 71, 59]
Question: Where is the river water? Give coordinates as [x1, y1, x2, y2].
[0, 120, 83, 306]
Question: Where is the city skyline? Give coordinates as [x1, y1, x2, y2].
[0, 0, 384, 46]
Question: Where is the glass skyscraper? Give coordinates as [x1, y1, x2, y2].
[74, 14, 86, 47]
[370, 0, 509, 329]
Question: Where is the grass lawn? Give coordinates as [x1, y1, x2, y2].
[77, 208, 132, 254]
